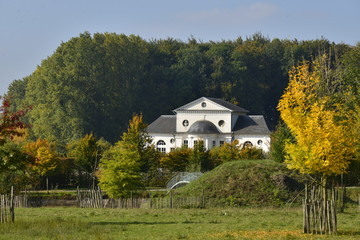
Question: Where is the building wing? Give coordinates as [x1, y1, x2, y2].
[232, 115, 271, 135]
[147, 115, 176, 134]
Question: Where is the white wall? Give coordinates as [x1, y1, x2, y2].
[150, 133, 270, 153]
[176, 111, 232, 133]
[235, 135, 271, 152]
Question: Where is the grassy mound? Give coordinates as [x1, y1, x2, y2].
[176, 160, 307, 206]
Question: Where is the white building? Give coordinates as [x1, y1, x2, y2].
[147, 97, 271, 153]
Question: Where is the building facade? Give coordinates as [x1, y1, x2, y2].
[147, 97, 271, 153]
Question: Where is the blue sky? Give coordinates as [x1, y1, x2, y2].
[1, 0, 359, 96]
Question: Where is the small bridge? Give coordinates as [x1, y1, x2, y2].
[166, 172, 203, 191]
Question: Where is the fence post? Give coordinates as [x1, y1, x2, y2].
[131, 191, 133, 209]
[10, 186, 14, 222]
[76, 186, 81, 208]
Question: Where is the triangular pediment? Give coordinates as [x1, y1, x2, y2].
[174, 97, 248, 113]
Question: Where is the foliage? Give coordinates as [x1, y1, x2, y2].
[0, 141, 31, 193]
[160, 147, 191, 172]
[98, 140, 142, 198]
[209, 141, 240, 164]
[278, 59, 357, 177]
[187, 140, 212, 172]
[0, 97, 29, 146]
[7, 32, 353, 148]
[67, 134, 111, 187]
[239, 146, 264, 160]
[270, 121, 295, 163]
[24, 139, 59, 186]
[0, 97, 31, 192]
[98, 114, 153, 197]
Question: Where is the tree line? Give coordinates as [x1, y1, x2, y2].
[2, 32, 359, 194]
[6, 32, 352, 150]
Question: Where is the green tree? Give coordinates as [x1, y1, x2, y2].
[67, 134, 111, 188]
[0, 141, 30, 193]
[187, 140, 211, 172]
[160, 147, 191, 172]
[98, 114, 153, 198]
[270, 122, 294, 163]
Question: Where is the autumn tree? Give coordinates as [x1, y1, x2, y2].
[278, 58, 358, 234]
[0, 97, 31, 193]
[0, 97, 29, 146]
[24, 139, 59, 190]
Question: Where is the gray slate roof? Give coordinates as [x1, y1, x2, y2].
[147, 115, 270, 135]
[232, 115, 271, 135]
[188, 121, 220, 134]
[147, 115, 176, 134]
[206, 97, 249, 113]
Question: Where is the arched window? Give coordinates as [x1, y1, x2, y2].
[156, 140, 166, 145]
[243, 141, 253, 148]
[156, 140, 166, 153]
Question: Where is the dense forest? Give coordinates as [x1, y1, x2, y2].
[6, 32, 354, 151]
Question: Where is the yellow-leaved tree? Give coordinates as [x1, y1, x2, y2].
[278, 58, 358, 234]
[278, 62, 357, 177]
[24, 139, 59, 190]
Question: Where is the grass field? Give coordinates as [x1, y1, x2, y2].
[0, 207, 358, 240]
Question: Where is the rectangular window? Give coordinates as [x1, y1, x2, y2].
[157, 148, 166, 153]
[194, 140, 198, 146]
[220, 140, 224, 146]
[183, 140, 188, 148]
[170, 148, 175, 152]
[212, 140, 216, 148]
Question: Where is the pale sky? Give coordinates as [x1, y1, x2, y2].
[1, 0, 359, 96]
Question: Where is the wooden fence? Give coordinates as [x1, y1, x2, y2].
[76, 187, 104, 208]
[303, 184, 337, 235]
[76, 188, 231, 209]
[0, 187, 15, 223]
[104, 196, 209, 209]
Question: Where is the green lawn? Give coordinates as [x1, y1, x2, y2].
[0, 207, 359, 240]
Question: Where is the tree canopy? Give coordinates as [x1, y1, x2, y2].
[6, 32, 353, 148]
[98, 114, 155, 197]
[278, 58, 358, 177]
